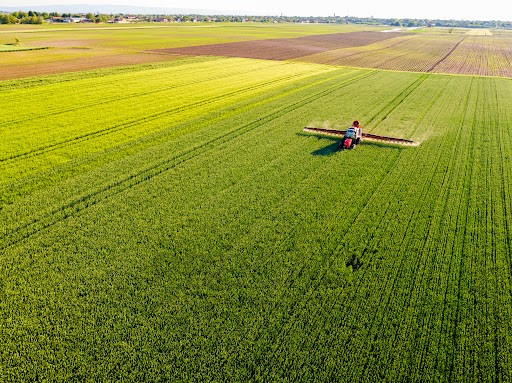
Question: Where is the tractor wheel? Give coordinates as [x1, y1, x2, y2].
[355, 138, 361, 145]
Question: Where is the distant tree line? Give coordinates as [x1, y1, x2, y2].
[0, 11, 44, 24]
[1, 10, 511, 29]
[0, 11, 110, 24]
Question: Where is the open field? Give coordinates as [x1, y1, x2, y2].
[3, 51, 512, 381]
[466, 29, 493, 35]
[3, 23, 512, 79]
[297, 31, 512, 77]
[158, 31, 404, 60]
[0, 23, 377, 79]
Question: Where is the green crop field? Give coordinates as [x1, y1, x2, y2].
[2, 23, 512, 382]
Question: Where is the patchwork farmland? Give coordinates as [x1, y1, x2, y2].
[2, 23, 512, 381]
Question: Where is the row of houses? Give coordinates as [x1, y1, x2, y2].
[109, 17, 141, 23]
[49, 15, 142, 23]
[50, 17, 91, 23]
[111, 17, 202, 23]
[48, 15, 228, 24]
[49, 15, 201, 24]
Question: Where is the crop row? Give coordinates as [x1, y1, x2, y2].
[299, 32, 512, 78]
[433, 35, 512, 77]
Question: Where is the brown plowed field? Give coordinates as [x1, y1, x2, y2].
[0, 52, 181, 80]
[152, 31, 405, 60]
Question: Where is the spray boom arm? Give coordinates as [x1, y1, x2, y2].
[303, 127, 417, 146]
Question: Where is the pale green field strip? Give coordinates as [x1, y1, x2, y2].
[2, 57, 512, 380]
[0, 24, 222, 33]
[0, 44, 48, 52]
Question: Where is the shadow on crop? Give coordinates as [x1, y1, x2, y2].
[312, 142, 341, 156]
[297, 133, 339, 156]
[346, 254, 363, 271]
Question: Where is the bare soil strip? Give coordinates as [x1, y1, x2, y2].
[152, 31, 405, 61]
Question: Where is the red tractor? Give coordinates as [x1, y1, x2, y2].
[303, 120, 416, 149]
[340, 125, 363, 150]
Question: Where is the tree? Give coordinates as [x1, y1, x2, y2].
[0, 14, 19, 24]
[96, 14, 109, 23]
[20, 15, 43, 24]
[86, 13, 94, 20]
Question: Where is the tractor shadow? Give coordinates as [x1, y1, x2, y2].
[312, 142, 341, 156]
[297, 133, 339, 156]
[298, 132, 409, 156]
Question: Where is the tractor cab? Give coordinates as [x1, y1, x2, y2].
[345, 127, 363, 140]
[345, 127, 357, 139]
[341, 126, 363, 150]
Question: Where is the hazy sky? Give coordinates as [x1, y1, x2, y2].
[4, 0, 512, 20]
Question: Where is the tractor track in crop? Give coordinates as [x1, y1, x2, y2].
[1, 66, 324, 164]
[253, 77, 461, 376]
[330, 84, 460, 376]
[246, 121, 415, 375]
[248, 147, 405, 378]
[445, 80, 479, 382]
[231, 73, 434, 373]
[360, 80, 469, 368]
[365, 73, 429, 133]
[427, 36, 467, 73]
[369, 80, 472, 379]
[426, 78, 475, 379]
[333, 132, 445, 369]
[368, 108, 463, 379]
[1, 70, 376, 251]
